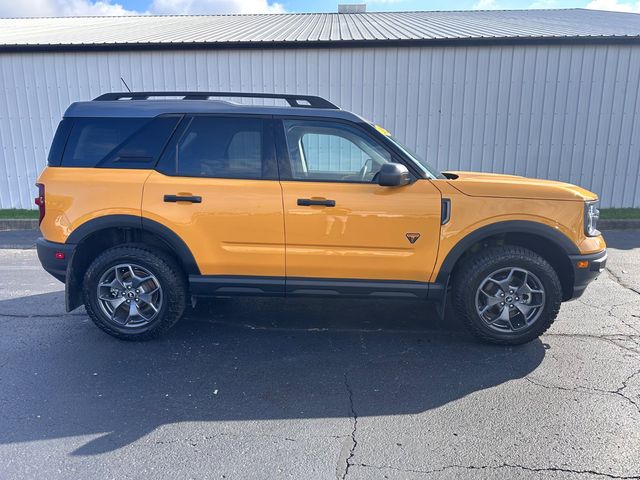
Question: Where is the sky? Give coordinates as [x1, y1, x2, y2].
[0, 0, 638, 17]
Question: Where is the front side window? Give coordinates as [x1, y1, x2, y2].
[166, 116, 268, 179]
[281, 120, 393, 183]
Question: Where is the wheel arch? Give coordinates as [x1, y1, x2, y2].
[64, 215, 199, 311]
[436, 220, 579, 301]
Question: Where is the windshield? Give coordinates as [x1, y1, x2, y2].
[384, 135, 445, 180]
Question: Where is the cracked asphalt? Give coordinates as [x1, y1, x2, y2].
[0, 230, 639, 479]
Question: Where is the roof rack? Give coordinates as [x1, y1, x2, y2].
[93, 91, 339, 109]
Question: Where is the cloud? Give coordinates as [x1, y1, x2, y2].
[0, 0, 138, 16]
[585, 0, 640, 12]
[0, 0, 286, 17]
[150, 0, 284, 14]
[472, 0, 500, 9]
[528, 0, 557, 8]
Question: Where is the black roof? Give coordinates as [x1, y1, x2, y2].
[65, 92, 363, 121]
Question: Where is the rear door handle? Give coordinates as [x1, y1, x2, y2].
[297, 198, 336, 207]
[164, 194, 202, 203]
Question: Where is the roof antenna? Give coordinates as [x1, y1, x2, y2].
[120, 76, 132, 93]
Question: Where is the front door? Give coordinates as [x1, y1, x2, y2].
[277, 118, 442, 296]
[142, 114, 285, 294]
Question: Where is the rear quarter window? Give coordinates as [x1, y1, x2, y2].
[60, 116, 180, 168]
[47, 119, 74, 167]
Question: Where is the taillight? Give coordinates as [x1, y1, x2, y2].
[34, 183, 45, 225]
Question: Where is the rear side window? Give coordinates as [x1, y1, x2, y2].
[47, 119, 74, 167]
[158, 116, 275, 179]
[61, 116, 179, 168]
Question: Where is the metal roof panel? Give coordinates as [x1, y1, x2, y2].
[0, 9, 639, 48]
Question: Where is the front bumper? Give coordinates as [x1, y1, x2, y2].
[568, 249, 607, 300]
[36, 237, 75, 283]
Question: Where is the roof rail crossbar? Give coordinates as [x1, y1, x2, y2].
[93, 91, 339, 109]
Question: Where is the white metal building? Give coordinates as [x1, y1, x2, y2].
[1, 9, 639, 208]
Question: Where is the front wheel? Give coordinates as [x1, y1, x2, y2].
[83, 245, 187, 341]
[452, 246, 562, 345]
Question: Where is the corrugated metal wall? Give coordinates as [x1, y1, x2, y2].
[1, 44, 639, 208]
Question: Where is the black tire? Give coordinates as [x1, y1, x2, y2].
[452, 245, 562, 345]
[83, 245, 187, 341]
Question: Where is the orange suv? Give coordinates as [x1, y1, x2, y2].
[35, 91, 607, 344]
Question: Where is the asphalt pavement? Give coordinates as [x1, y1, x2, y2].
[0, 230, 638, 479]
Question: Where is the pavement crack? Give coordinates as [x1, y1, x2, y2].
[340, 371, 358, 480]
[614, 368, 640, 413]
[578, 279, 640, 334]
[606, 268, 640, 296]
[525, 376, 612, 396]
[525, 374, 640, 415]
[543, 333, 640, 356]
[358, 462, 640, 478]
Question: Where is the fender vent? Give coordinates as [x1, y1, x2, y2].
[441, 198, 451, 225]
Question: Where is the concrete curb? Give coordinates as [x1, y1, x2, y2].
[0, 219, 39, 231]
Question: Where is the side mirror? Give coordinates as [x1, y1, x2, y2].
[377, 163, 411, 187]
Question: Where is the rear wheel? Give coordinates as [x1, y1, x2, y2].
[452, 246, 562, 345]
[83, 245, 187, 341]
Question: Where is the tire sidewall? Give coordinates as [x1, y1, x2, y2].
[83, 247, 185, 339]
[459, 250, 562, 344]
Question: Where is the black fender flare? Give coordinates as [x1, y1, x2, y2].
[434, 220, 579, 284]
[66, 214, 200, 275]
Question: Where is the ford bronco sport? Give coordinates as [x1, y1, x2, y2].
[36, 91, 607, 344]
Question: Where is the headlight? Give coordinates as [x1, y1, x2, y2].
[584, 200, 600, 237]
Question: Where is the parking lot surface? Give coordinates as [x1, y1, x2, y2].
[0, 230, 638, 479]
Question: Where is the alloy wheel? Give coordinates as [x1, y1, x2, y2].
[475, 267, 546, 333]
[96, 263, 163, 328]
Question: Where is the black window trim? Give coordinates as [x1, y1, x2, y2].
[154, 113, 279, 181]
[273, 115, 423, 185]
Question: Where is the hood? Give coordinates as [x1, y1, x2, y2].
[443, 171, 598, 202]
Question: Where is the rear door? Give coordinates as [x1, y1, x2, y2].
[142, 115, 285, 293]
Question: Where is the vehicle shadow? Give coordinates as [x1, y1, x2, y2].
[0, 292, 546, 456]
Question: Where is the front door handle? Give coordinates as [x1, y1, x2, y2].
[297, 198, 336, 207]
[164, 194, 202, 203]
